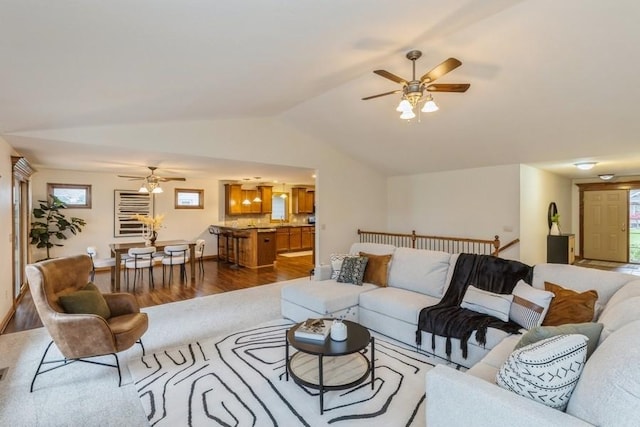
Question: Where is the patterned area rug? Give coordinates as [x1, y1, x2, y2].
[129, 319, 436, 426]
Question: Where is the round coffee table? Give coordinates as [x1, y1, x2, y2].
[285, 319, 375, 414]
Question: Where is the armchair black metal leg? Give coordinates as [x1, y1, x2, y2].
[114, 354, 122, 387]
[137, 339, 146, 356]
[30, 340, 55, 392]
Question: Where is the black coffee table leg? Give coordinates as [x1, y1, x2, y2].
[285, 329, 289, 381]
[370, 336, 375, 390]
[319, 354, 324, 414]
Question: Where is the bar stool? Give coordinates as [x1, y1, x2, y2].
[208, 226, 223, 263]
[230, 231, 249, 269]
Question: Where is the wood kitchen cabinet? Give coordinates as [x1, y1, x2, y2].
[301, 226, 315, 250]
[259, 185, 272, 213]
[289, 227, 302, 251]
[240, 190, 261, 214]
[292, 187, 314, 214]
[276, 228, 290, 252]
[225, 184, 243, 215]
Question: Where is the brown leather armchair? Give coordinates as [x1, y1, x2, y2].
[25, 254, 148, 392]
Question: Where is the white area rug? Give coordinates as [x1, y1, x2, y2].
[129, 319, 436, 426]
[279, 250, 313, 258]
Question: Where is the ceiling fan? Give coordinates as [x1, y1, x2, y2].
[118, 166, 186, 194]
[362, 50, 470, 119]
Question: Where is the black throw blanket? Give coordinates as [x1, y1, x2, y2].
[416, 253, 533, 359]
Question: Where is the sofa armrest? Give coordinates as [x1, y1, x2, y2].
[426, 365, 592, 427]
[314, 264, 333, 281]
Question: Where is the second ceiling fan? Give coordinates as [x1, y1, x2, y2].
[363, 50, 470, 119]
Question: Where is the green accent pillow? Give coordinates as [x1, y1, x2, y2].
[83, 282, 100, 292]
[515, 322, 603, 359]
[59, 288, 111, 319]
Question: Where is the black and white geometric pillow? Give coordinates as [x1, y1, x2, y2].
[337, 256, 369, 286]
[496, 334, 588, 411]
[329, 253, 351, 279]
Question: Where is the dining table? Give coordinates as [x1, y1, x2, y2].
[109, 239, 196, 292]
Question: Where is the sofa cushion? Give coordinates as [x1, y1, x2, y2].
[461, 285, 513, 322]
[566, 320, 640, 426]
[359, 286, 439, 325]
[281, 280, 377, 314]
[532, 263, 635, 311]
[348, 242, 395, 256]
[596, 296, 640, 345]
[496, 334, 588, 411]
[359, 252, 392, 287]
[542, 282, 598, 326]
[337, 256, 368, 286]
[598, 280, 640, 321]
[509, 280, 554, 329]
[515, 322, 603, 360]
[387, 247, 451, 298]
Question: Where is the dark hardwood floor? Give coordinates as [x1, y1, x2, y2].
[3, 254, 313, 334]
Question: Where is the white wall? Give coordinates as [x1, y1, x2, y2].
[519, 165, 572, 265]
[16, 117, 389, 262]
[0, 138, 16, 322]
[387, 165, 521, 259]
[30, 169, 225, 261]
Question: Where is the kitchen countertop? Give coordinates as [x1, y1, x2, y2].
[210, 223, 315, 231]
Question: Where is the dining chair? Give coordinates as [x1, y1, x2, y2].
[86, 246, 122, 282]
[195, 239, 205, 274]
[124, 246, 156, 291]
[161, 244, 189, 285]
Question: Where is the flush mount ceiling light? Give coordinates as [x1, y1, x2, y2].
[574, 162, 597, 170]
[362, 50, 469, 120]
[599, 174, 615, 181]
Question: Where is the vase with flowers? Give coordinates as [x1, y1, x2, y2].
[550, 213, 561, 236]
[132, 213, 165, 245]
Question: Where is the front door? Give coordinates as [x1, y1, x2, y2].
[583, 190, 628, 262]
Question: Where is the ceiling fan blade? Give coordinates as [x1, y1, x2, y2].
[362, 90, 402, 101]
[373, 70, 408, 85]
[426, 83, 470, 93]
[117, 175, 145, 180]
[420, 58, 462, 83]
[158, 177, 187, 182]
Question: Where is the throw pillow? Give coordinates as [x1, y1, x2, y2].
[83, 282, 100, 292]
[337, 256, 369, 286]
[59, 289, 111, 319]
[460, 285, 514, 322]
[496, 334, 588, 411]
[330, 253, 351, 280]
[543, 282, 598, 326]
[509, 280, 554, 329]
[515, 322, 603, 359]
[359, 251, 392, 287]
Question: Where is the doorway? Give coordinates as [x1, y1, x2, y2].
[11, 157, 34, 303]
[631, 190, 640, 263]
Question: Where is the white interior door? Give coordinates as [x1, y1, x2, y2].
[583, 190, 628, 262]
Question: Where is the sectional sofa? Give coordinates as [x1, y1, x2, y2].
[280, 242, 640, 426]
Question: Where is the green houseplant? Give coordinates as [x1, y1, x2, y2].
[29, 195, 87, 260]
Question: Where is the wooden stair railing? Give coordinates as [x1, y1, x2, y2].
[357, 229, 515, 256]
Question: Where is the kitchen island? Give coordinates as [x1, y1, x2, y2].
[210, 224, 314, 268]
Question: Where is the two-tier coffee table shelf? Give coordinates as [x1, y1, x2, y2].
[285, 319, 375, 414]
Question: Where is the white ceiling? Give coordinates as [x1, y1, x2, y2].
[1, 0, 639, 182]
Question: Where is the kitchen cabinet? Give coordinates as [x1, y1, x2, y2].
[292, 187, 314, 214]
[547, 234, 575, 264]
[259, 186, 272, 213]
[225, 184, 243, 215]
[289, 227, 302, 251]
[276, 228, 290, 252]
[226, 184, 273, 216]
[257, 231, 276, 266]
[301, 226, 315, 250]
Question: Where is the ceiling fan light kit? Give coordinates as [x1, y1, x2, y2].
[363, 50, 469, 120]
[118, 166, 186, 194]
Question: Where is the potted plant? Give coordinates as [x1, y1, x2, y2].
[29, 195, 87, 260]
[550, 213, 561, 235]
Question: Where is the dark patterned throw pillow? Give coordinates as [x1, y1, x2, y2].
[337, 256, 369, 286]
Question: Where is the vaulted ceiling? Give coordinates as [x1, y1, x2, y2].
[2, 0, 639, 181]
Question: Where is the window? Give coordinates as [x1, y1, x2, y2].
[271, 192, 289, 222]
[47, 183, 91, 208]
[175, 188, 204, 209]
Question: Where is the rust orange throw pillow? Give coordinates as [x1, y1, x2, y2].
[359, 252, 392, 287]
[542, 281, 598, 326]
